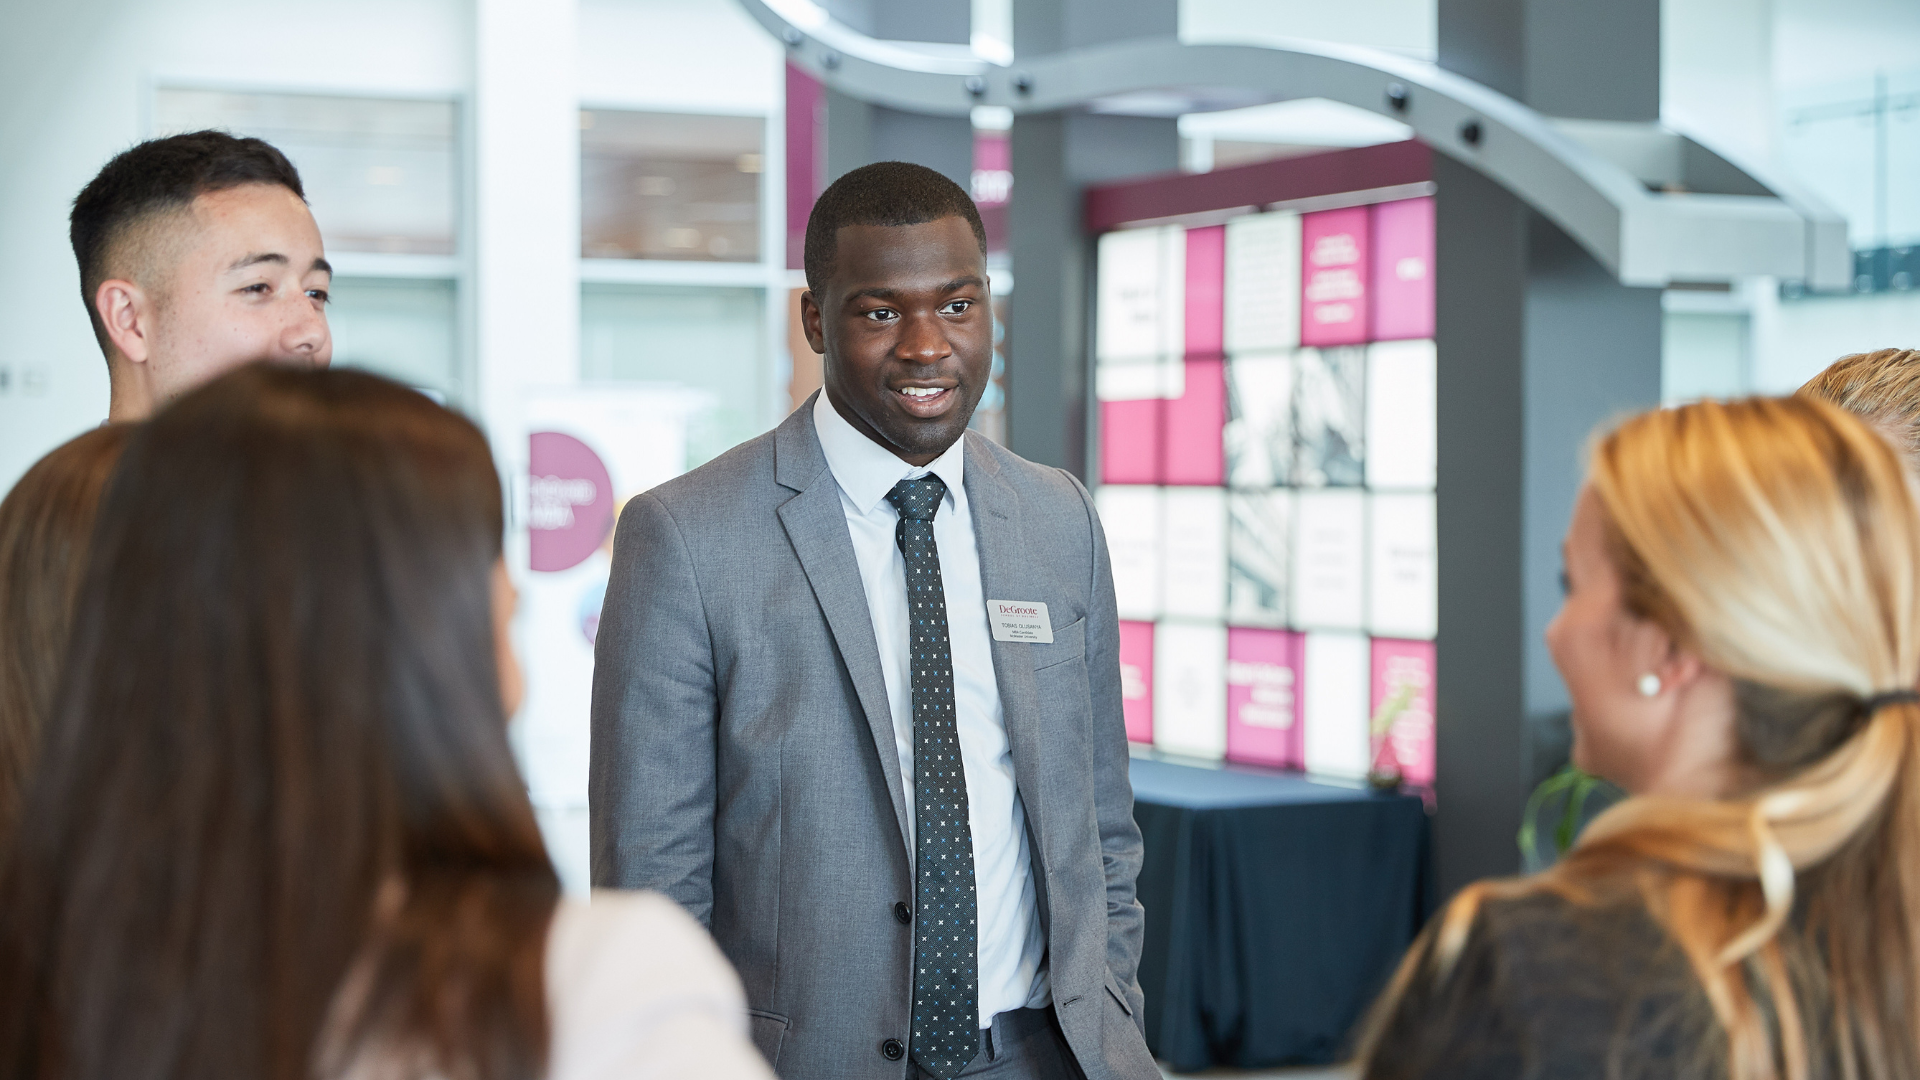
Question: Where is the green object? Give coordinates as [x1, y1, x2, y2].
[1517, 764, 1606, 863]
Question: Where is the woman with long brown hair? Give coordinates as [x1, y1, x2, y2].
[0, 366, 771, 1080]
[0, 423, 132, 844]
[1360, 396, 1920, 1080]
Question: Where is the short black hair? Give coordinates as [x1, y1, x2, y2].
[70, 130, 306, 349]
[803, 161, 986, 294]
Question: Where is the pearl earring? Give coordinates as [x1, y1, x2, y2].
[1637, 673, 1662, 697]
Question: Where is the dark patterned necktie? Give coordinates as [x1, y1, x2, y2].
[886, 476, 978, 1079]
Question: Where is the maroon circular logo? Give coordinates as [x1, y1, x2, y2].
[528, 431, 614, 573]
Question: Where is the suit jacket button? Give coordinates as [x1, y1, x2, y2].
[881, 1038, 906, 1061]
[894, 901, 912, 925]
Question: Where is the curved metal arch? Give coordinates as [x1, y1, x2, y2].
[740, 0, 1848, 290]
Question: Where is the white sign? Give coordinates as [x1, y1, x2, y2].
[987, 600, 1054, 643]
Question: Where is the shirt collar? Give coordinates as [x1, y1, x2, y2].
[813, 390, 967, 517]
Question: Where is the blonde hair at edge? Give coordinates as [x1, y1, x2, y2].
[1360, 397, 1920, 1080]
[1799, 347, 1920, 463]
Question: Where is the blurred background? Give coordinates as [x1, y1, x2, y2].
[2, 0, 1916, 887]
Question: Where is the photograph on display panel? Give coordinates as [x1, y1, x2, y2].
[1225, 352, 1293, 489]
[1293, 346, 1366, 488]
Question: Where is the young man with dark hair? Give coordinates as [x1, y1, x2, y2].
[70, 130, 332, 421]
[592, 160, 1158, 1080]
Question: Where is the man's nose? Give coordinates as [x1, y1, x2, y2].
[896, 311, 953, 363]
[280, 290, 332, 365]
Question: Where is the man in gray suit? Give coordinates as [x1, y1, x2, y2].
[590, 161, 1157, 1080]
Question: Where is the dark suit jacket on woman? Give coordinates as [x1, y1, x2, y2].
[1365, 892, 1736, 1080]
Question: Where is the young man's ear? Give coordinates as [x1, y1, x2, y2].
[96, 278, 155, 365]
[800, 289, 827, 356]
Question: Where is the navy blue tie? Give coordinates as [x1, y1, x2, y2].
[886, 476, 978, 1079]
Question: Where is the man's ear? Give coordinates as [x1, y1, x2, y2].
[800, 289, 827, 356]
[96, 278, 154, 365]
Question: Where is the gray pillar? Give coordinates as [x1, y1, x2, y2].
[1005, 0, 1179, 474]
[819, 0, 973, 191]
[1432, 0, 1664, 898]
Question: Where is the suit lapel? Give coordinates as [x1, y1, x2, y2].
[963, 435, 1054, 871]
[775, 397, 914, 859]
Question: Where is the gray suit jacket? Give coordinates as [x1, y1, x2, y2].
[590, 397, 1157, 1080]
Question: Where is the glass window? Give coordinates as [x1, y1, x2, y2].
[580, 110, 764, 261]
[153, 89, 459, 256]
[325, 278, 460, 399]
[580, 284, 768, 465]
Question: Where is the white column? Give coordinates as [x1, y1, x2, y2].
[474, 0, 580, 484]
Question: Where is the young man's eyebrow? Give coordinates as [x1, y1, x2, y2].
[312, 256, 332, 276]
[845, 276, 986, 303]
[225, 252, 288, 273]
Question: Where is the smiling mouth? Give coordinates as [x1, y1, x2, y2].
[894, 384, 956, 416]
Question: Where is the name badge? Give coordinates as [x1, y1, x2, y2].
[987, 600, 1053, 643]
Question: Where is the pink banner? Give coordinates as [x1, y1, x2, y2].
[785, 63, 825, 270]
[1371, 197, 1434, 341]
[1300, 206, 1371, 347]
[1184, 224, 1225, 357]
[1119, 620, 1155, 743]
[1370, 637, 1436, 787]
[1161, 359, 1225, 485]
[1099, 399, 1162, 485]
[1225, 627, 1304, 768]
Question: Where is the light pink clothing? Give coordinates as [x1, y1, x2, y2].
[543, 890, 774, 1080]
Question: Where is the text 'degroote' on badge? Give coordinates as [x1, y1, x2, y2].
[987, 600, 1053, 643]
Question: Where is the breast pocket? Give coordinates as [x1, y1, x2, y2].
[1030, 616, 1086, 671]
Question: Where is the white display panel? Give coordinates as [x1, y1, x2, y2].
[1303, 631, 1371, 779]
[1153, 620, 1228, 760]
[1228, 490, 1291, 628]
[1094, 225, 1184, 362]
[1365, 339, 1437, 490]
[1096, 356, 1186, 402]
[1097, 485, 1164, 620]
[1368, 493, 1437, 639]
[1225, 352, 1293, 489]
[1224, 211, 1301, 353]
[1160, 487, 1229, 621]
[1290, 490, 1366, 629]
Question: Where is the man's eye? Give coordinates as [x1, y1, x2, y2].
[864, 308, 898, 322]
[241, 283, 271, 296]
[1558, 570, 1572, 596]
[308, 289, 331, 304]
[941, 300, 973, 315]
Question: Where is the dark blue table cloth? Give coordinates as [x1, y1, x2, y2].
[1129, 755, 1432, 1071]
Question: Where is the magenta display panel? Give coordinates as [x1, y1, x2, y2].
[1162, 359, 1225, 485]
[1300, 206, 1371, 347]
[1100, 399, 1162, 485]
[1370, 198, 1435, 341]
[1226, 626, 1304, 768]
[1119, 620, 1156, 743]
[1184, 224, 1226, 357]
[1370, 637, 1435, 787]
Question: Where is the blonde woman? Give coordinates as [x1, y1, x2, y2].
[1359, 396, 1920, 1080]
[1800, 347, 1920, 462]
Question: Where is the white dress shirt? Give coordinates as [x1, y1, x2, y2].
[812, 391, 1049, 1027]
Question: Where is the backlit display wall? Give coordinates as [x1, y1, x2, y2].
[1094, 196, 1437, 788]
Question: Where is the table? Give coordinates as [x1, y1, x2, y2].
[1129, 756, 1432, 1071]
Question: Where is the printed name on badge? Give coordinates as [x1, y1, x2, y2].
[987, 600, 1054, 643]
